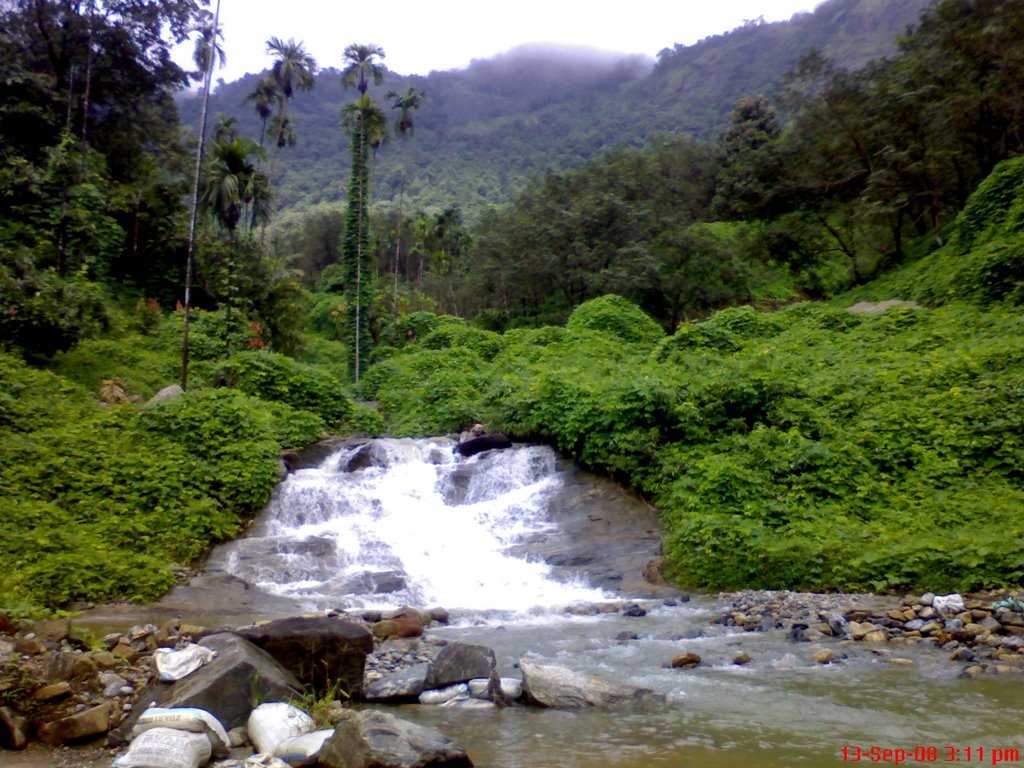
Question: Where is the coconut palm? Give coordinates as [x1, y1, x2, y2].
[246, 77, 279, 148]
[342, 44, 386, 94]
[386, 87, 425, 309]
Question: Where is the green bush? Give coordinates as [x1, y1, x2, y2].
[421, 321, 505, 360]
[953, 156, 1024, 251]
[566, 295, 665, 346]
[213, 350, 352, 425]
[51, 337, 178, 399]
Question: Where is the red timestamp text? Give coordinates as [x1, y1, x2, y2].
[841, 745, 1023, 766]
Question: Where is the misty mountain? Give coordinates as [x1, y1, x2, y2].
[181, 0, 932, 218]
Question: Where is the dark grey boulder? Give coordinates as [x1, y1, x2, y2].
[110, 633, 300, 745]
[425, 643, 496, 690]
[365, 663, 430, 703]
[338, 570, 407, 595]
[454, 434, 512, 458]
[235, 616, 373, 697]
[318, 710, 473, 767]
[343, 442, 389, 472]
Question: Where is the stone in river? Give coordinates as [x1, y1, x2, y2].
[318, 709, 473, 767]
[425, 643, 496, 689]
[365, 664, 430, 703]
[669, 652, 702, 669]
[520, 658, 665, 709]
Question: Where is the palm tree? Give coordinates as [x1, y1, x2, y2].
[342, 44, 386, 95]
[191, 12, 226, 79]
[386, 87, 425, 310]
[341, 93, 388, 383]
[265, 37, 317, 165]
[213, 115, 238, 143]
[201, 137, 270, 237]
[181, 0, 222, 391]
[246, 77, 279, 148]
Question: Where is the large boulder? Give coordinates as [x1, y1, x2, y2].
[519, 658, 664, 709]
[365, 664, 430, 703]
[235, 616, 373, 697]
[425, 643, 496, 690]
[37, 702, 113, 746]
[111, 633, 300, 745]
[147, 384, 184, 406]
[343, 442, 389, 472]
[454, 434, 512, 458]
[318, 710, 473, 768]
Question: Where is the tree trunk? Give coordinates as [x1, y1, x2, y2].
[181, 0, 221, 390]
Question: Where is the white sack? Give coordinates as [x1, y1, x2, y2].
[154, 645, 217, 682]
[247, 703, 315, 756]
[133, 707, 229, 756]
[273, 730, 335, 766]
[934, 594, 966, 615]
[113, 727, 212, 768]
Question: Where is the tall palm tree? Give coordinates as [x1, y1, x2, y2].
[246, 77, 279, 148]
[213, 115, 238, 143]
[191, 13, 226, 79]
[386, 87, 425, 310]
[265, 37, 317, 174]
[342, 44, 386, 95]
[202, 137, 271, 237]
[182, 0, 222, 391]
[341, 93, 388, 383]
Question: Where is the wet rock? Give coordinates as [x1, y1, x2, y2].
[960, 664, 985, 679]
[374, 608, 427, 641]
[15, 636, 46, 655]
[112, 633, 301, 744]
[622, 603, 647, 618]
[228, 726, 248, 748]
[37, 702, 112, 745]
[100, 672, 129, 698]
[235, 615, 373, 697]
[951, 647, 976, 662]
[361, 610, 384, 624]
[733, 652, 752, 666]
[615, 631, 639, 642]
[520, 658, 664, 709]
[148, 384, 184, 405]
[455, 433, 512, 458]
[497, 677, 523, 701]
[419, 684, 469, 705]
[669, 652, 701, 669]
[813, 649, 835, 665]
[338, 571, 408, 595]
[864, 630, 888, 643]
[425, 643, 496, 690]
[0, 706, 29, 750]
[788, 623, 810, 642]
[365, 664, 429, 703]
[428, 608, 450, 625]
[318, 709, 473, 767]
[343, 442, 389, 472]
[920, 592, 935, 606]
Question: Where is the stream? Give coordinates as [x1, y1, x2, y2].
[83, 439, 1024, 767]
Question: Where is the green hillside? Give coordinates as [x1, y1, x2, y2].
[181, 0, 930, 218]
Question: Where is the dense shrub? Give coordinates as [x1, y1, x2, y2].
[213, 350, 352, 425]
[566, 295, 665, 345]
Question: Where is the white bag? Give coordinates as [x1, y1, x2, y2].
[418, 683, 468, 705]
[273, 730, 335, 766]
[212, 758, 290, 768]
[154, 645, 217, 682]
[133, 707, 230, 756]
[113, 727, 212, 768]
[247, 703, 315, 756]
[933, 594, 965, 615]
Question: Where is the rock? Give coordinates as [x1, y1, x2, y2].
[864, 630, 888, 643]
[904, 619, 925, 631]
[338, 571, 407, 595]
[425, 643, 496, 690]
[933, 594, 965, 615]
[148, 384, 184, 405]
[235, 616, 373, 697]
[99, 379, 130, 404]
[343, 442, 389, 472]
[455, 433, 513, 458]
[918, 606, 938, 619]
[887, 658, 915, 666]
[112, 633, 301, 744]
[847, 300, 922, 315]
[34, 618, 70, 642]
[37, 702, 112, 745]
[100, 672, 128, 698]
[0, 706, 29, 750]
[373, 608, 425, 641]
[919, 592, 936, 606]
[497, 677, 523, 701]
[813, 649, 834, 665]
[960, 665, 985, 679]
[365, 664, 429, 703]
[112, 641, 139, 662]
[228, 726, 248, 748]
[621, 603, 647, 618]
[669, 652, 702, 669]
[919, 621, 942, 635]
[419, 684, 469, 705]
[519, 658, 664, 709]
[979, 616, 1003, 633]
[428, 608, 450, 625]
[643, 557, 669, 586]
[32, 681, 72, 701]
[848, 622, 871, 640]
[732, 652, 752, 666]
[14, 636, 46, 655]
[951, 647, 976, 662]
[615, 631, 639, 642]
[467, 679, 493, 699]
[318, 709, 473, 767]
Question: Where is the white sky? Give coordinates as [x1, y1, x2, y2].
[175, 0, 824, 82]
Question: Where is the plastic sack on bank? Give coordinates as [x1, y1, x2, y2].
[154, 644, 217, 682]
[247, 703, 316, 755]
[274, 730, 335, 766]
[133, 707, 230, 756]
[113, 727, 212, 768]
[212, 758, 290, 768]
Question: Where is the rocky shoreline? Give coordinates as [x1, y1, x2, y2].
[2, 589, 1023, 765]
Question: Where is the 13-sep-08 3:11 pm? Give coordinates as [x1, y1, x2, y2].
[841, 745, 1023, 766]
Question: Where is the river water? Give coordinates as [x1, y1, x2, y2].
[179, 441, 1024, 766]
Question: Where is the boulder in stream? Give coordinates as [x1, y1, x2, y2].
[235, 616, 373, 697]
[454, 433, 512, 458]
[318, 710, 473, 767]
[519, 658, 664, 709]
[365, 663, 430, 703]
[111, 633, 300, 745]
[425, 643, 496, 690]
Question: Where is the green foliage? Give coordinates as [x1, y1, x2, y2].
[213, 351, 352, 426]
[952, 155, 1024, 252]
[420, 320, 505, 361]
[566, 295, 665, 345]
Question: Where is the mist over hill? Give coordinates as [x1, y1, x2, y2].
[181, 0, 931, 218]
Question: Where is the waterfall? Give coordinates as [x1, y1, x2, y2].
[214, 439, 607, 612]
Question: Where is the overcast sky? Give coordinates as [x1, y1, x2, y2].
[176, 0, 824, 83]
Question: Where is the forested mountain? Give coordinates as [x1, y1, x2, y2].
[181, 0, 930, 217]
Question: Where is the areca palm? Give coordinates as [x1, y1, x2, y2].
[386, 87, 425, 309]
[342, 44, 386, 94]
[266, 37, 317, 151]
[191, 14, 226, 78]
[202, 137, 270, 237]
[246, 77, 279, 148]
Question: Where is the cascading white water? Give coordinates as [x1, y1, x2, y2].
[217, 439, 607, 612]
